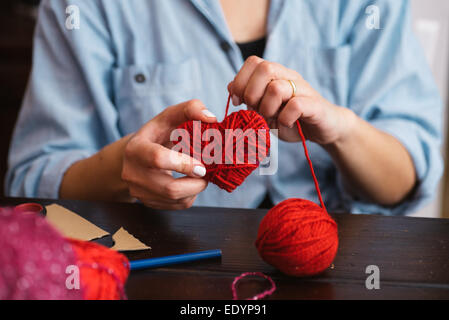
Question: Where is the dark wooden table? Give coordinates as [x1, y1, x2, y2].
[1, 197, 449, 300]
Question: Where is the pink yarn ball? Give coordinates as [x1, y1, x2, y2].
[0, 207, 84, 300]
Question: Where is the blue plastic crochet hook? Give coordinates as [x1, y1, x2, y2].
[129, 249, 222, 270]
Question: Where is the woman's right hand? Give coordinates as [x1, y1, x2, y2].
[121, 99, 217, 210]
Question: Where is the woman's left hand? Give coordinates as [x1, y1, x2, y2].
[228, 56, 354, 144]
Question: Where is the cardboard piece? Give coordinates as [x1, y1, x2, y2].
[45, 204, 110, 241]
[111, 227, 151, 252]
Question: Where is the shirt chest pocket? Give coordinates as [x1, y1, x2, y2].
[112, 58, 202, 135]
[285, 45, 351, 107]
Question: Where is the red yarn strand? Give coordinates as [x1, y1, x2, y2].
[295, 120, 326, 211]
[225, 93, 232, 118]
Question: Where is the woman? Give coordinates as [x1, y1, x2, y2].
[6, 0, 443, 215]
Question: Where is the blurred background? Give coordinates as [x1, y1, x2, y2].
[0, 0, 448, 217]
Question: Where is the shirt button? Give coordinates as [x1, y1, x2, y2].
[135, 73, 146, 83]
[220, 41, 231, 52]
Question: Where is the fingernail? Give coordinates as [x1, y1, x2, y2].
[202, 109, 217, 118]
[193, 165, 206, 177]
[232, 94, 241, 106]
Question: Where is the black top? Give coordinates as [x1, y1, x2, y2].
[236, 37, 272, 208]
[236, 37, 267, 61]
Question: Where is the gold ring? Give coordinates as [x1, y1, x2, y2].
[288, 80, 297, 98]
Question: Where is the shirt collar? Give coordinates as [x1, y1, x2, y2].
[189, 0, 287, 42]
[188, 0, 288, 70]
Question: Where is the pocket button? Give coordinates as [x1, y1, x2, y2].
[134, 73, 146, 83]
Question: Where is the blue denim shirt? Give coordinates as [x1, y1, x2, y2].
[6, 0, 443, 215]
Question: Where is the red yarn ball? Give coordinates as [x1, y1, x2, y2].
[175, 110, 270, 192]
[255, 199, 338, 277]
[69, 239, 130, 300]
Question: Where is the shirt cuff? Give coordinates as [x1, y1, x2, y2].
[7, 150, 94, 199]
[337, 118, 443, 215]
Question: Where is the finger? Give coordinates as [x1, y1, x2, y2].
[278, 97, 321, 128]
[141, 196, 197, 210]
[228, 80, 243, 107]
[227, 80, 234, 94]
[126, 140, 206, 178]
[158, 99, 217, 128]
[128, 167, 207, 201]
[129, 183, 180, 204]
[259, 79, 296, 119]
[162, 176, 208, 201]
[124, 168, 175, 198]
[230, 56, 264, 104]
[243, 61, 277, 109]
[130, 184, 197, 206]
[244, 61, 298, 109]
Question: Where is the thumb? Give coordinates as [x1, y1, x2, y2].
[144, 99, 218, 145]
[159, 99, 218, 128]
[147, 143, 207, 178]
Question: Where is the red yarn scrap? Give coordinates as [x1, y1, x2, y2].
[69, 239, 130, 300]
[232, 272, 276, 300]
[175, 106, 270, 192]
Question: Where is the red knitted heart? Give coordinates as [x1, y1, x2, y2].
[174, 110, 270, 192]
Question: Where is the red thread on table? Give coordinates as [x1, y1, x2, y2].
[231, 272, 276, 300]
[175, 96, 270, 192]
